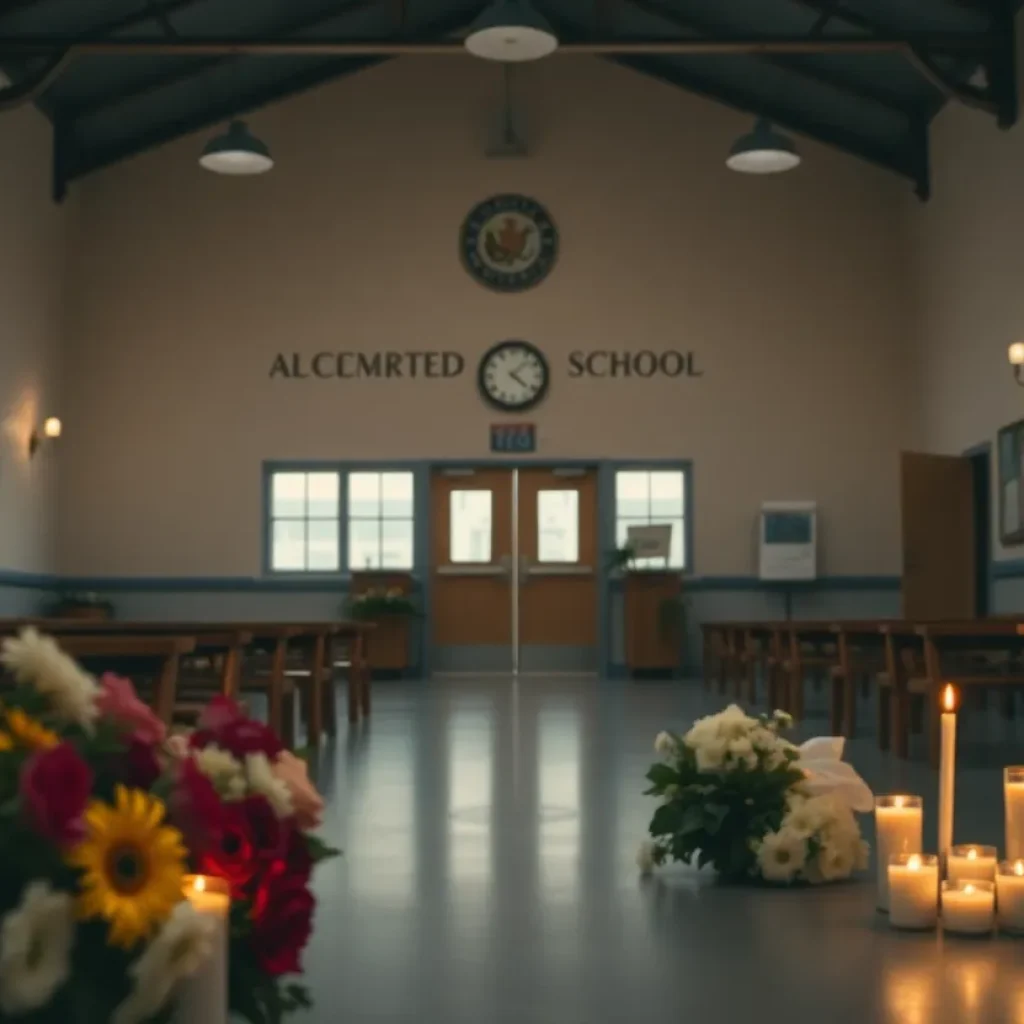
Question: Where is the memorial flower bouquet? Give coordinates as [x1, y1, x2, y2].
[637, 705, 870, 885]
[0, 628, 338, 1024]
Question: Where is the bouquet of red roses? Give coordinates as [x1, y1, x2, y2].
[166, 696, 339, 1024]
[0, 629, 338, 1024]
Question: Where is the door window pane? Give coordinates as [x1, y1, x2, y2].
[537, 490, 579, 563]
[613, 469, 687, 569]
[269, 471, 341, 572]
[451, 491, 492, 563]
[347, 471, 415, 570]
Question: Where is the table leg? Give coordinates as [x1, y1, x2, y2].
[788, 631, 804, 721]
[360, 632, 371, 717]
[269, 638, 286, 739]
[308, 633, 325, 745]
[922, 637, 942, 770]
[155, 654, 181, 726]
[221, 644, 242, 698]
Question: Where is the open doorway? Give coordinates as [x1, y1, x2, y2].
[966, 443, 991, 617]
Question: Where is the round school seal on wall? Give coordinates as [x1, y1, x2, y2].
[460, 194, 558, 293]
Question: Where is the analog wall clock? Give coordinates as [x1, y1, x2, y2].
[478, 340, 549, 413]
[460, 194, 558, 293]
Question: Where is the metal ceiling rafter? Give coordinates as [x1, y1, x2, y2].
[0, 32, 997, 57]
[622, 0, 921, 116]
[0, 49, 70, 110]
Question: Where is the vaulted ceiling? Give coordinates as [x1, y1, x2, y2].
[0, 0, 1017, 200]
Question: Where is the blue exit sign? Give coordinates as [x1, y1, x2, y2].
[490, 423, 536, 453]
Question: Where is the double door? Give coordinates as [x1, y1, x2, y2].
[431, 467, 598, 674]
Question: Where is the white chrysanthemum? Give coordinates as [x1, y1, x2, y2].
[194, 745, 246, 800]
[814, 841, 855, 883]
[772, 709, 794, 728]
[0, 628, 98, 732]
[694, 738, 728, 773]
[636, 840, 657, 875]
[757, 828, 807, 884]
[112, 901, 215, 1024]
[0, 881, 75, 1015]
[245, 752, 294, 818]
[653, 731, 676, 757]
[783, 794, 834, 837]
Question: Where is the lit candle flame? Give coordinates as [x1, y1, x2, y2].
[908, 855, 922, 871]
[194, 876, 207, 893]
[964, 884, 975, 894]
[1015, 861, 1024, 877]
[894, 796, 905, 809]
[942, 684, 956, 712]
[967, 848, 977, 860]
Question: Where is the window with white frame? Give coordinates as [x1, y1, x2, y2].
[269, 471, 341, 572]
[347, 471, 415, 570]
[614, 469, 687, 569]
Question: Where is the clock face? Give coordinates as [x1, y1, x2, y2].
[478, 341, 549, 412]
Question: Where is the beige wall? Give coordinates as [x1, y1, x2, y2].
[60, 55, 910, 578]
[0, 105, 66, 575]
[909, 22, 1024, 560]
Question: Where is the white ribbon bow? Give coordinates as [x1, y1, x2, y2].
[796, 736, 874, 813]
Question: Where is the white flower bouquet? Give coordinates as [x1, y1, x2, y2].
[638, 705, 870, 885]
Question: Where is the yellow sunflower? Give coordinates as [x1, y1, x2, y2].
[67, 785, 188, 949]
[5, 707, 59, 750]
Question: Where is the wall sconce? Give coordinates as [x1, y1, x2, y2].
[29, 416, 62, 457]
[1010, 343, 1024, 386]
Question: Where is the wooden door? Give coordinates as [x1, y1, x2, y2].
[431, 469, 513, 672]
[518, 468, 599, 673]
[900, 451, 975, 620]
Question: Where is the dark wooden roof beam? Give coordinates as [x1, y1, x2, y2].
[623, 0, 922, 116]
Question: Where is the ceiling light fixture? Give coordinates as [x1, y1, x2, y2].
[199, 120, 274, 175]
[464, 0, 558, 62]
[726, 118, 801, 175]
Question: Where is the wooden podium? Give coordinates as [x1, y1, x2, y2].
[624, 572, 682, 676]
[350, 572, 413, 674]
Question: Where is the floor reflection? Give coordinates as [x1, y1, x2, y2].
[305, 677, 1019, 1024]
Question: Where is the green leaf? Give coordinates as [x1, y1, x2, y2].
[678, 803, 706, 836]
[305, 833, 342, 863]
[649, 802, 682, 837]
[703, 802, 729, 835]
[645, 763, 678, 789]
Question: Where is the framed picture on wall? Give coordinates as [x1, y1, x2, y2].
[997, 418, 1024, 545]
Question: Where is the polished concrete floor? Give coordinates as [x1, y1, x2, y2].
[300, 678, 1024, 1024]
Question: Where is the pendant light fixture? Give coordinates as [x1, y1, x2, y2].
[464, 0, 558, 61]
[199, 120, 274, 175]
[726, 118, 801, 174]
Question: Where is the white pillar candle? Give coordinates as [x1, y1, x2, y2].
[176, 875, 230, 1024]
[941, 880, 995, 936]
[1005, 767, 1024, 862]
[996, 860, 1024, 935]
[888, 854, 938, 930]
[946, 844, 997, 885]
[938, 684, 957, 873]
[875, 795, 923, 911]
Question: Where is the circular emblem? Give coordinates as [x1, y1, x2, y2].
[460, 194, 558, 293]
[478, 340, 550, 412]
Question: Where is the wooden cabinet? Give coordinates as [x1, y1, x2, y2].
[624, 572, 683, 676]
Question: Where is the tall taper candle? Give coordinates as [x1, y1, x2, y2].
[177, 875, 229, 1024]
[1006, 767, 1024, 861]
[938, 684, 958, 874]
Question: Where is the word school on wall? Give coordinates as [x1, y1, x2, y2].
[270, 350, 703, 379]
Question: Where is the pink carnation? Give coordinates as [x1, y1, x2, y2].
[97, 673, 166, 746]
[274, 751, 324, 831]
